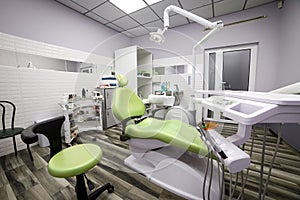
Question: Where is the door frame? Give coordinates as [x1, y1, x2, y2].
[204, 43, 258, 91]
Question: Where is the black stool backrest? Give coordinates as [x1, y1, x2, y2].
[22, 116, 65, 158]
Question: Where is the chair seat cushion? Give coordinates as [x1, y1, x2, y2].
[48, 144, 102, 178]
[0, 127, 23, 139]
[125, 118, 208, 156]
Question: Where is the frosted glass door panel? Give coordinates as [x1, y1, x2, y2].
[223, 49, 251, 91]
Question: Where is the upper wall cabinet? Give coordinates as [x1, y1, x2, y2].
[114, 46, 152, 99]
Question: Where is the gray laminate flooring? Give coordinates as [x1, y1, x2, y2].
[0, 123, 300, 200]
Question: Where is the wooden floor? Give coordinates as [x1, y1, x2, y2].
[0, 124, 300, 200]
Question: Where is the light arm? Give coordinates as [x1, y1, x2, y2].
[150, 5, 223, 44]
[163, 5, 222, 29]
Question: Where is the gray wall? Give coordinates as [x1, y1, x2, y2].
[277, 0, 300, 88]
[0, 0, 131, 58]
[133, 2, 281, 92]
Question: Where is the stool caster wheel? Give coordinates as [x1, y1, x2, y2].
[107, 184, 114, 193]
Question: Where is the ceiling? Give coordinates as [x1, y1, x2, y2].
[55, 0, 276, 38]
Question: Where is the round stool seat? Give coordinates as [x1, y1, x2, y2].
[48, 144, 102, 178]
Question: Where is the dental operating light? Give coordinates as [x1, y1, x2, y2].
[149, 5, 224, 90]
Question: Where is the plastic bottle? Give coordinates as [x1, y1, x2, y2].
[161, 82, 166, 92]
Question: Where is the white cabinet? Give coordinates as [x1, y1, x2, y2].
[114, 46, 152, 99]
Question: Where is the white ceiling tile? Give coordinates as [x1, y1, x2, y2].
[169, 14, 189, 28]
[126, 27, 149, 36]
[214, 0, 245, 17]
[86, 12, 109, 24]
[56, 0, 88, 13]
[105, 23, 124, 32]
[150, 0, 181, 17]
[113, 16, 140, 30]
[93, 1, 126, 21]
[190, 4, 213, 20]
[72, 0, 106, 10]
[130, 7, 160, 25]
[245, 0, 276, 9]
[144, 20, 164, 31]
[122, 31, 136, 38]
[179, 0, 211, 11]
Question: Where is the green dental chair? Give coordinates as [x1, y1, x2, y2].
[113, 74, 208, 155]
[112, 75, 220, 200]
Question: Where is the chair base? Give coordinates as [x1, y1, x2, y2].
[76, 174, 114, 200]
[125, 139, 221, 200]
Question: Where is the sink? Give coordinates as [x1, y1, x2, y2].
[148, 94, 175, 106]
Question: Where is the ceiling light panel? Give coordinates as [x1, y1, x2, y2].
[110, 0, 147, 14]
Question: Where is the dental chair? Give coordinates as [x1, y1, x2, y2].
[112, 75, 221, 200]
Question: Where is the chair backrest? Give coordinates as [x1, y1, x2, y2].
[112, 87, 145, 121]
[22, 116, 65, 158]
[116, 74, 128, 87]
[0, 101, 16, 130]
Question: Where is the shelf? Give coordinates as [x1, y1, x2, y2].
[137, 76, 152, 79]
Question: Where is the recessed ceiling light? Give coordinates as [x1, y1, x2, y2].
[144, 0, 163, 5]
[110, 0, 147, 14]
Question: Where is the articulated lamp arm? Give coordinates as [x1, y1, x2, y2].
[163, 5, 222, 30]
[150, 5, 223, 43]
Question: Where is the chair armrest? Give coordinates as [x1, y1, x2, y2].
[119, 116, 147, 141]
[150, 106, 170, 118]
[21, 125, 39, 144]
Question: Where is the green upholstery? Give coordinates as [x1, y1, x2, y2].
[126, 118, 208, 156]
[0, 128, 23, 139]
[48, 144, 102, 178]
[112, 87, 145, 121]
[112, 86, 208, 156]
[116, 74, 128, 87]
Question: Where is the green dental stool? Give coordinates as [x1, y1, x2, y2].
[22, 116, 114, 200]
[48, 143, 114, 199]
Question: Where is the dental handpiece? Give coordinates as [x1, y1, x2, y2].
[196, 126, 227, 159]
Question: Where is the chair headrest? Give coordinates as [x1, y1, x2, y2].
[116, 74, 128, 87]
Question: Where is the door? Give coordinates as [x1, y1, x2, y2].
[203, 44, 258, 121]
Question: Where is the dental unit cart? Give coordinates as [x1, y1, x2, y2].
[196, 90, 300, 199]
